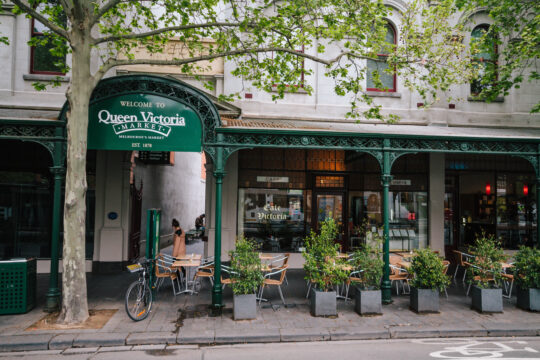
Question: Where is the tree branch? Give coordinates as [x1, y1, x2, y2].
[90, 0, 122, 27]
[11, 0, 69, 39]
[93, 22, 244, 44]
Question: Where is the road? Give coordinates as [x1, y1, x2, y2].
[2, 337, 539, 359]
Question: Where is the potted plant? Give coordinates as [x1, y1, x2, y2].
[467, 233, 505, 313]
[513, 246, 540, 311]
[302, 218, 348, 316]
[229, 236, 264, 320]
[409, 249, 450, 313]
[351, 231, 384, 315]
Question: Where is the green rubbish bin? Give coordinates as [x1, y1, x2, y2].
[0, 258, 36, 314]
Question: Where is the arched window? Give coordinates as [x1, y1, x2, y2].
[470, 24, 497, 95]
[366, 23, 397, 92]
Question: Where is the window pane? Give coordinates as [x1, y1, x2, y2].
[238, 188, 306, 252]
[367, 58, 394, 90]
[32, 36, 64, 73]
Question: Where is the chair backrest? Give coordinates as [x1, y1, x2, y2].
[277, 264, 288, 284]
[452, 250, 463, 265]
[282, 253, 290, 267]
[155, 256, 172, 277]
[442, 260, 450, 275]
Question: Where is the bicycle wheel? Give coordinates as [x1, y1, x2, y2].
[125, 280, 152, 321]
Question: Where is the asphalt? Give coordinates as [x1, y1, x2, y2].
[0, 242, 538, 353]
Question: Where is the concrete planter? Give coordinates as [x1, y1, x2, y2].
[471, 286, 503, 313]
[516, 288, 540, 312]
[233, 294, 257, 320]
[310, 289, 337, 317]
[410, 287, 440, 313]
[355, 288, 382, 315]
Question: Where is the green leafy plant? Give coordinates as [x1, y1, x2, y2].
[467, 233, 505, 289]
[513, 246, 540, 290]
[350, 228, 383, 290]
[229, 236, 264, 295]
[409, 249, 450, 291]
[302, 219, 348, 292]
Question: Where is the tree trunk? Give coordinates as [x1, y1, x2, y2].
[57, 27, 93, 324]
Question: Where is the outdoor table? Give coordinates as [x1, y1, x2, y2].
[172, 254, 202, 294]
[397, 261, 411, 270]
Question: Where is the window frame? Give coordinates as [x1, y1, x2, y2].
[29, 8, 66, 75]
[470, 24, 498, 96]
[366, 22, 397, 93]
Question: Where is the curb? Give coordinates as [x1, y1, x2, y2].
[0, 328, 538, 352]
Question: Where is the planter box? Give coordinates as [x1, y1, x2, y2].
[516, 288, 540, 312]
[471, 286, 503, 313]
[410, 287, 439, 313]
[310, 289, 337, 317]
[233, 294, 257, 320]
[355, 288, 382, 315]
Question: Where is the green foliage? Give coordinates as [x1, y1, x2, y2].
[410, 249, 450, 291]
[350, 230, 383, 290]
[513, 246, 540, 290]
[302, 219, 348, 292]
[467, 233, 505, 289]
[457, 0, 540, 113]
[7, 0, 479, 121]
[229, 236, 263, 295]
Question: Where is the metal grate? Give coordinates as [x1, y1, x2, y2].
[0, 259, 36, 314]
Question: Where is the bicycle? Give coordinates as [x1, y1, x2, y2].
[125, 258, 154, 321]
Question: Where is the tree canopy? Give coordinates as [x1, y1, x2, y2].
[0, 0, 533, 324]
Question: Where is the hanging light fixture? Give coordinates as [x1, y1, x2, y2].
[523, 184, 529, 196]
[485, 182, 491, 195]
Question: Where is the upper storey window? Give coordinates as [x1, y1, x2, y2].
[366, 23, 396, 92]
[30, 1, 66, 75]
[470, 24, 497, 96]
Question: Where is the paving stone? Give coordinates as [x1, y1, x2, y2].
[0, 334, 53, 352]
[329, 327, 390, 340]
[166, 345, 200, 350]
[0, 350, 62, 357]
[215, 328, 280, 344]
[97, 345, 133, 352]
[126, 331, 177, 345]
[49, 334, 76, 350]
[63, 346, 99, 354]
[177, 329, 215, 344]
[280, 328, 331, 342]
[131, 344, 167, 351]
[73, 332, 128, 347]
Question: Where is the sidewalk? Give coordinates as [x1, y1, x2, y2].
[0, 265, 538, 352]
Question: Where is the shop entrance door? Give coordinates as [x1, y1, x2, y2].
[313, 192, 347, 251]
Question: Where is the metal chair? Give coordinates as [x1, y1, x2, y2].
[193, 257, 214, 289]
[389, 265, 410, 295]
[442, 260, 450, 299]
[258, 264, 289, 305]
[343, 269, 365, 300]
[155, 254, 182, 296]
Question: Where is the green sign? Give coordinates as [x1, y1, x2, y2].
[88, 94, 202, 151]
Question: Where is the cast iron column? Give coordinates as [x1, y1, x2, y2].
[45, 135, 64, 312]
[381, 140, 393, 304]
[212, 138, 225, 310]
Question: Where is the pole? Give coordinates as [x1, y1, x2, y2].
[45, 131, 64, 312]
[381, 139, 393, 304]
[212, 137, 226, 310]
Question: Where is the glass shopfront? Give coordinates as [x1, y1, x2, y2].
[238, 149, 429, 252]
[445, 154, 536, 250]
[0, 140, 96, 259]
